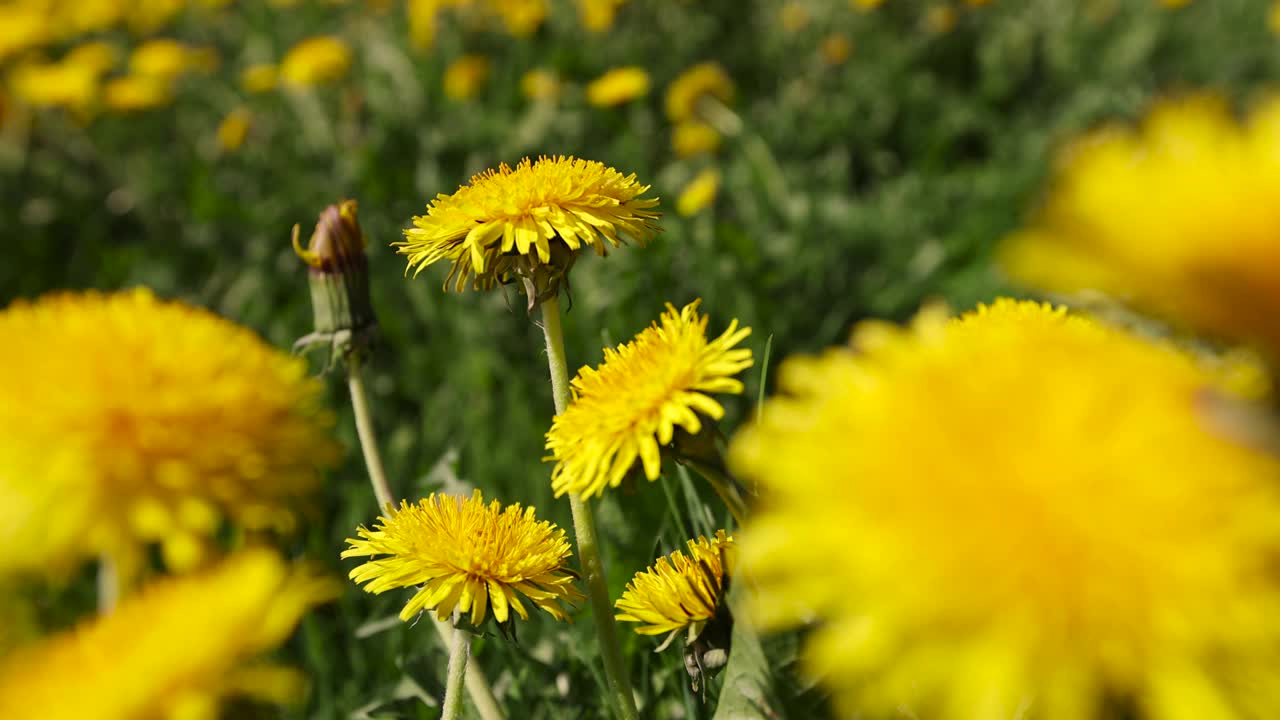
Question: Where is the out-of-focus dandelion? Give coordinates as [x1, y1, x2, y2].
[665, 62, 734, 124]
[1270, 0, 1280, 33]
[923, 3, 959, 33]
[820, 33, 853, 65]
[578, 0, 627, 31]
[129, 38, 216, 80]
[216, 107, 252, 151]
[0, 549, 337, 720]
[343, 490, 583, 625]
[102, 74, 172, 112]
[64, 41, 119, 77]
[586, 66, 651, 107]
[397, 155, 659, 297]
[730, 298, 1280, 719]
[520, 68, 561, 101]
[490, 0, 547, 35]
[8, 60, 97, 111]
[779, 1, 810, 32]
[0, 289, 339, 578]
[280, 35, 351, 87]
[851, 0, 886, 10]
[0, 6, 49, 63]
[1001, 96, 1280, 359]
[677, 169, 721, 217]
[672, 120, 722, 157]
[240, 63, 279, 94]
[547, 300, 752, 501]
[443, 54, 490, 101]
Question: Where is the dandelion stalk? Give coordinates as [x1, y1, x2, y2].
[441, 621, 471, 720]
[539, 293, 639, 720]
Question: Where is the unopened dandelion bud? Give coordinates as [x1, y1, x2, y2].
[293, 199, 378, 366]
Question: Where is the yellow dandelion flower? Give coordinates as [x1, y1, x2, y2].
[397, 155, 660, 292]
[240, 63, 279, 94]
[578, 0, 627, 31]
[923, 3, 959, 33]
[671, 120, 722, 158]
[0, 6, 50, 63]
[677, 168, 721, 217]
[586, 66, 651, 107]
[547, 300, 752, 499]
[616, 530, 735, 638]
[729, 298, 1280, 720]
[8, 60, 97, 110]
[0, 289, 339, 576]
[520, 68, 561, 101]
[1270, 0, 1280, 33]
[489, 0, 547, 35]
[0, 549, 337, 720]
[63, 41, 119, 77]
[1001, 96, 1280, 359]
[280, 35, 351, 88]
[343, 490, 583, 625]
[129, 39, 215, 80]
[820, 33, 853, 65]
[442, 54, 490, 101]
[102, 74, 173, 113]
[665, 62, 734, 124]
[852, 0, 885, 10]
[216, 107, 252, 151]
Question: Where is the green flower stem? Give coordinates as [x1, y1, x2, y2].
[539, 294, 640, 720]
[345, 353, 506, 720]
[678, 457, 749, 528]
[441, 622, 471, 720]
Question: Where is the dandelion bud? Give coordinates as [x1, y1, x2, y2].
[293, 200, 378, 366]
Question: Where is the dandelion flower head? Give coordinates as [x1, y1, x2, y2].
[397, 155, 659, 291]
[0, 549, 337, 720]
[730, 298, 1280, 719]
[586, 66, 651, 107]
[548, 300, 752, 499]
[280, 35, 351, 87]
[343, 490, 583, 625]
[0, 289, 339, 576]
[615, 530, 735, 639]
[1001, 95, 1280, 358]
[665, 62, 734, 123]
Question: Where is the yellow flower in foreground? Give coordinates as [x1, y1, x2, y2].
[280, 35, 351, 87]
[548, 300, 752, 499]
[586, 66, 651, 107]
[398, 155, 660, 291]
[0, 289, 338, 576]
[616, 530, 734, 639]
[343, 490, 583, 625]
[665, 62, 734, 123]
[730, 298, 1280, 720]
[102, 75, 173, 112]
[0, 550, 336, 720]
[677, 168, 721, 217]
[1001, 96, 1280, 358]
[442, 54, 490, 101]
[240, 63, 279, 94]
[672, 120, 722, 157]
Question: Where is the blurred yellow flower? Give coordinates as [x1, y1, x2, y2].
[398, 155, 660, 291]
[672, 120, 722, 157]
[0, 549, 337, 720]
[779, 1, 810, 32]
[1001, 96, 1280, 359]
[442, 53, 490, 101]
[0, 6, 50, 62]
[1271, 0, 1280, 33]
[730, 298, 1280, 719]
[578, 0, 627, 32]
[129, 39, 216, 80]
[547, 300, 752, 499]
[0, 289, 339, 577]
[665, 62, 733, 123]
[343, 490, 583, 625]
[923, 3, 958, 33]
[616, 530, 734, 639]
[126, 0, 187, 33]
[490, 0, 547, 35]
[676, 168, 721, 217]
[8, 60, 97, 110]
[520, 68, 561, 101]
[1159, 0, 1193, 7]
[216, 107, 252, 151]
[240, 63, 279, 94]
[820, 33, 853, 65]
[102, 75, 173, 112]
[64, 41, 119, 77]
[280, 35, 351, 87]
[851, 0, 885, 9]
[586, 65, 651, 107]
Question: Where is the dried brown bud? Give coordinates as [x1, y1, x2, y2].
[293, 199, 367, 272]
[293, 200, 378, 368]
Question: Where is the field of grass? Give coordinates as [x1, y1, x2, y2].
[4, 1, 1280, 718]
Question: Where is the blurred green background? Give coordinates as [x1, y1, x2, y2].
[4, 0, 1280, 717]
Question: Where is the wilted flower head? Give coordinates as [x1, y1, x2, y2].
[1001, 95, 1280, 359]
[730, 298, 1280, 719]
[0, 549, 337, 720]
[280, 36, 351, 87]
[586, 66, 651, 107]
[547, 300, 752, 499]
[397, 155, 659, 295]
[0, 289, 339, 576]
[665, 62, 734, 123]
[293, 200, 378, 365]
[343, 490, 583, 626]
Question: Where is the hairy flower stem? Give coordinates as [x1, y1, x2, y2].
[345, 353, 506, 720]
[441, 624, 472, 720]
[538, 294, 639, 720]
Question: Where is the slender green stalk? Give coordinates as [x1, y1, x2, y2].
[440, 622, 472, 720]
[677, 457, 749, 528]
[345, 353, 506, 720]
[538, 294, 640, 720]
